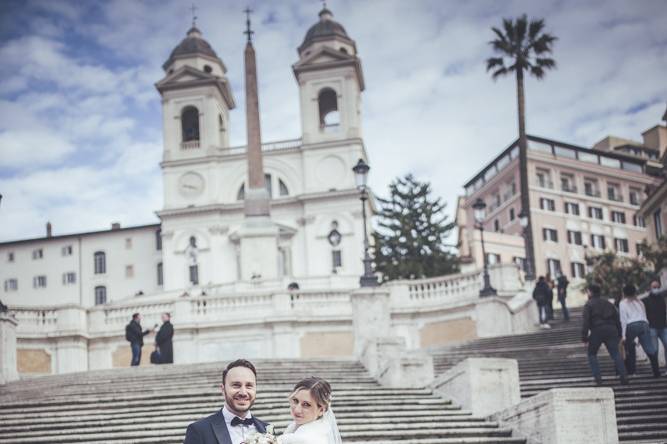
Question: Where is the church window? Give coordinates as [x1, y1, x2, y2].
[279, 179, 289, 197]
[156, 229, 162, 251]
[236, 174, 275, 200]
[189, 264, 199, 285]
[157, 262, 163, 286]
[94, 286, 107, 305]
[181, 106, 200, 142]
[218, 114, 225, 133]
[33, 275, 47, 288]
[4, 278, 18, 291]
[318, 88, 339, 130]
[204, 65, 213, 73]
[94, 251, 106, 274]
[189, 236, 197, 248]
[332, 250, 342, 271]
[339, 47, 348, 54]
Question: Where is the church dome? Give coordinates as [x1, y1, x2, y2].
[163, 26, 220, 70]
[298, 8, 352, 53]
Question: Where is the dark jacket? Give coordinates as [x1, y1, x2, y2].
[582, 296, 622, 342]
[155, 320, 174, 364]
[557, 276, 569, 298]
[642, 288, 667, 330]
[125, 320, 150, 346]
[532, 281, 551, 306]
[183, 410, 268, 444]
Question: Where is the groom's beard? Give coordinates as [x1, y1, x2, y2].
[225, 392, 256, 414]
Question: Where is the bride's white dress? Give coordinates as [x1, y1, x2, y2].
[277, 419, 329, 444]
[277, 410, 342, 444]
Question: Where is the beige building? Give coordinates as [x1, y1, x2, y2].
[458, 127, 664, 282]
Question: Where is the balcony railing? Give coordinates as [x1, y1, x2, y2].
[180, 140, 200, 150]
[608, 194, 624, 202]
[561, 184, 578, 193]
[221, 139, 302, 156]
[585, 189, 601, 198]
[537, 180, 554, 189]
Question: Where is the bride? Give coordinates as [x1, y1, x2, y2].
[277, 377, 342, 444]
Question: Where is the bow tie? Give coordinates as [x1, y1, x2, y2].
[231, 416, 254, 427]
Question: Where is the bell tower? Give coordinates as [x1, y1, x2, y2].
[293, 6, 365, 144]
[156, 25, 235, 162]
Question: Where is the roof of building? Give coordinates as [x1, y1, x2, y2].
[163, 26, 219, 70]
[463, 134, 650, 190]
[299, 7, 352, 52]
[0, 223, 161, 247]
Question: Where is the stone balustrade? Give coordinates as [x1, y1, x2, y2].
[4, 264, 531, 376]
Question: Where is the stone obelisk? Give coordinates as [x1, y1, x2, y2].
[238, 9, 279, 281]
[243, 9, 270, 218]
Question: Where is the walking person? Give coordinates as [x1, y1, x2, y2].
[556, 273, 570, 322]
[125, 313, 154, 367]
[582, 283, 628, 385]
[620, 284, 661, 377]
[155, 312, 174, 364]
[643, 279, 667, 371]
[545, 274, 555, 321]
[532, 276, 551, 328]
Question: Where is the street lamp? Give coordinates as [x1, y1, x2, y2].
[352, 158, 378, 287]
[518, 209, 535, 281]
[472, 198, 497, 297]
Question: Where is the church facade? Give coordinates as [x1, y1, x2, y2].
[1, 8, 372, 308]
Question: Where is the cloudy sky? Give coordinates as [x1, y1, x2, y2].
[0, 0, 666, 242]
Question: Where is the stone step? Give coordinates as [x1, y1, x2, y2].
[430, 308, 667, 443]
[0, 356, 525, 443]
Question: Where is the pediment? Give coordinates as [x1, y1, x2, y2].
[156, 65, 217, 87]
[294, 46, 355, 68]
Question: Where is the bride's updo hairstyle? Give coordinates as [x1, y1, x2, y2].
[291, 377, 332, 413]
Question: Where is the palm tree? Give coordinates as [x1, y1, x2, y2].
[486, 15, 557, 281]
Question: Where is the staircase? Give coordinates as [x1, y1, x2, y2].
[0, 359, 526, 443]
[431, 308, 667, 443]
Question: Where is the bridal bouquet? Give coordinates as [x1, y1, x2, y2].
[244, 425, 277, 444]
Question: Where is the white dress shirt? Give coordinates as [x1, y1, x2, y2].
[222, 405, 257, 444]
[619, 298, 648, 339]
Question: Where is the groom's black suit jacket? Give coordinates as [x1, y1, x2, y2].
[183, 410, 268, 444]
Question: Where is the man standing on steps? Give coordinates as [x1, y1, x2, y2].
[582, 284, 629, 386]
[155, 312, 174, 364]
[532, 276, 551, 328]
[556, 273, 570, 322]
[643, 279, 667, 371]
[125, 313, 154, 367]
[183, 359, 270, 444]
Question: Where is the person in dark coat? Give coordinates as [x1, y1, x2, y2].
[125, 313, 153, 366]
[642, 279, 667, 372]
[582, 284, 628, 385]
[556, 273, 570, 321]
[155, 312, 174, 364]
[532, 276, 551, 327]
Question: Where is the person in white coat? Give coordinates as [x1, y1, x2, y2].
[277, 377, 342, 444]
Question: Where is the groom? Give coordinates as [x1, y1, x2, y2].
[183, 359, 270, 444]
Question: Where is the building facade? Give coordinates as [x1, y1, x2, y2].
[458, 131, 664, 283]
[1, 8, 371, 308]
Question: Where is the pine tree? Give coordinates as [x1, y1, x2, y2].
[373, 174, 458, 281]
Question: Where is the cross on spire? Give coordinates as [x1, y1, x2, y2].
[190, 3, 198, 28]
[244, 7, 254, 43]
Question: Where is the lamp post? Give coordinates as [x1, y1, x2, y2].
[472, 198, 497, 297]
[352, 158, 378, 287]
[518, 209, 535, 281]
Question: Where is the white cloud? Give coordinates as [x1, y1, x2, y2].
[1, 0, 666, 242]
